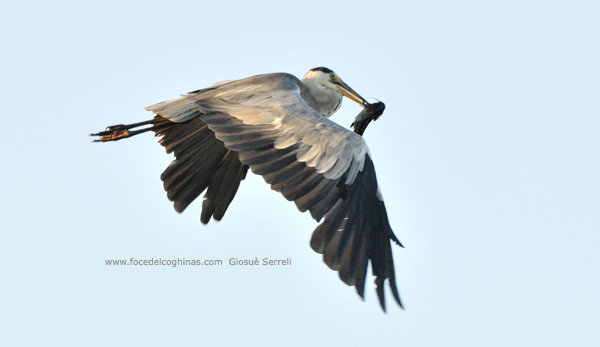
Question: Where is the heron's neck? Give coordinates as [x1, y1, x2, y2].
[300, 80, 342, 117]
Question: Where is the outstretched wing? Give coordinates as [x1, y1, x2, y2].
[156, 73, 403, 310]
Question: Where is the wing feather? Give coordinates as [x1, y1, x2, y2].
[147, 116, 249, 222]
[187, 73, 403, 309]
[140, 73, 402, 309]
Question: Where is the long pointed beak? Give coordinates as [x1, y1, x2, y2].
[336, 80, 368, 106]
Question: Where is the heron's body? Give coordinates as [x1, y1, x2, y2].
[92, 67, 403, 311]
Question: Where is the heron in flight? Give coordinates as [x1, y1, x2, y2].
[92, 67, 403, 311]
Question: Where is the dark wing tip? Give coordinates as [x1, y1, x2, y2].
[155, 117, 249, 224]
[309, 156, 403, 311]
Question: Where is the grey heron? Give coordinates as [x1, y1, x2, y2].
[92, 67, 403, 311]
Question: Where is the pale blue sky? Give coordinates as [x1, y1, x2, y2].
[1, 0, 599, 346]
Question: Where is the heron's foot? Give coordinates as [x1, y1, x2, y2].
[90, 124, 131, 142]
[90, 118, 163, 142]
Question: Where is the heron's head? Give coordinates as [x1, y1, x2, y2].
[302, 67, 368, 106]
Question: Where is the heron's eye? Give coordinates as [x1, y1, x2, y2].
[330, 73, 336, 80]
